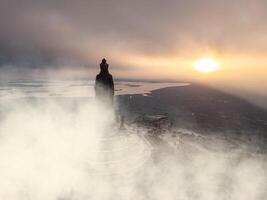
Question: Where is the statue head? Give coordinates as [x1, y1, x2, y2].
[100, 58, 109, 72]
[101, 58, 106, 65]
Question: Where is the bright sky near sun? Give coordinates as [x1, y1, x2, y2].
[193, 58, 220, 73]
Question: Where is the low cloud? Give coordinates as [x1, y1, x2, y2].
[0, 88, 266, 199]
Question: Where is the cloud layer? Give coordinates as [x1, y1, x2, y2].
[0, 91, 266, 200]
[1, 0, 266, 69]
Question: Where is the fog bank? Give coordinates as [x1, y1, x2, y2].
[0, 91, 266, 199]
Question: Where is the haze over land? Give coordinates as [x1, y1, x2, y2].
[0, 80, 267, 200]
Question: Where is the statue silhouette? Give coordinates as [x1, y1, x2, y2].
[95, 58, 114, 105]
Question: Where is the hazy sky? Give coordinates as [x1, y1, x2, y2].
[0, 0, 267, 90]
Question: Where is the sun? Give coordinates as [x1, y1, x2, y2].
[193, 58, 220, 73]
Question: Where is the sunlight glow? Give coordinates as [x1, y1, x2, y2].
[193, 58, 220, 73]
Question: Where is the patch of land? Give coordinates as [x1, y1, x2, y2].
[117, 84, 267, 137]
